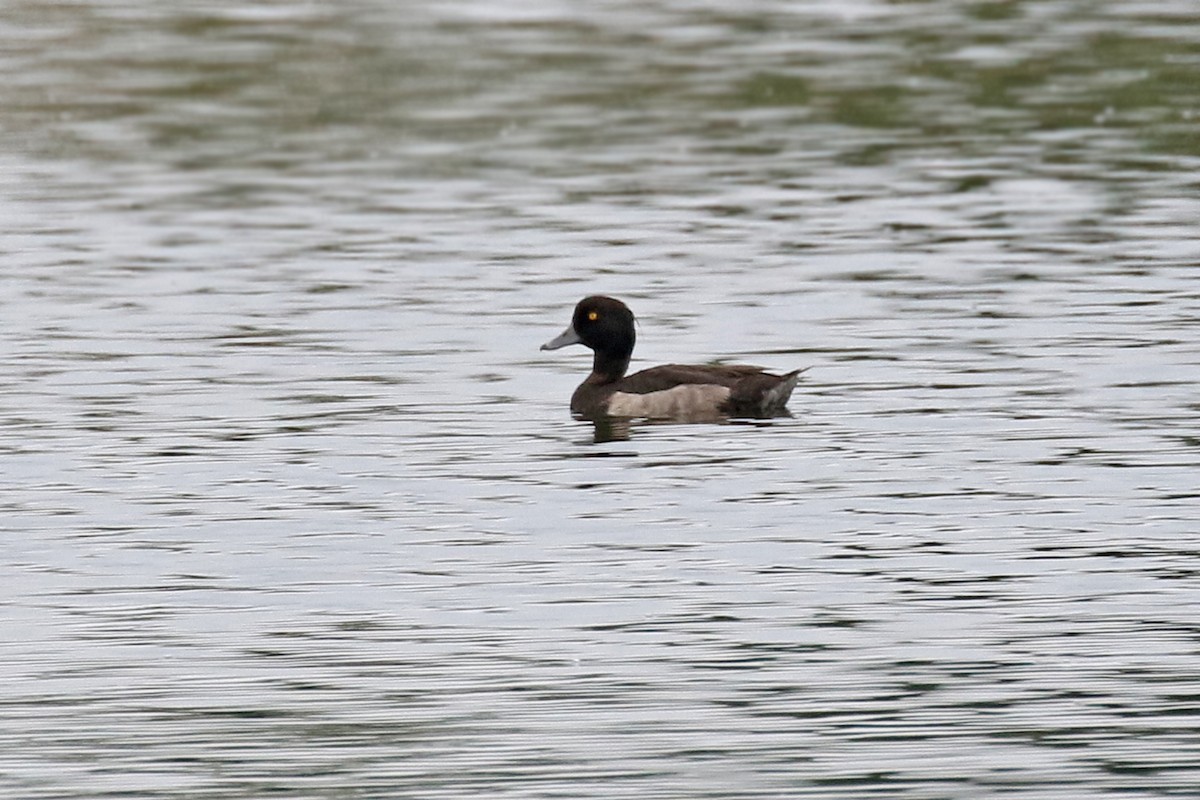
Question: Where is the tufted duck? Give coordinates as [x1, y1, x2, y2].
[541, 296, 804, 421]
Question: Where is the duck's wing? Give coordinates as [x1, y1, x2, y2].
[617, 364, 770, 394]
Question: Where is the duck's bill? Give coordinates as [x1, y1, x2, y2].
[540, 324, 581, 351]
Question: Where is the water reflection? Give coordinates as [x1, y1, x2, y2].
[3, 1, 1200, 798]
[589, 415, 633, 443]
[582, 413, 798, 444]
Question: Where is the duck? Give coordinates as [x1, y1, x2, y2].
[541, 295, 804, 422]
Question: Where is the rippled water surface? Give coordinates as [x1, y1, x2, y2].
[3, 1, 1200, 797]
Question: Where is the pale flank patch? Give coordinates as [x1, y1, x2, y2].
[607, 384, 731, 421]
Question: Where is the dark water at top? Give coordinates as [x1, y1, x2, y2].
[2, 1, 1199, 798]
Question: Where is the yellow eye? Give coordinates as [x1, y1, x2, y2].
[587, 311, 599, 321]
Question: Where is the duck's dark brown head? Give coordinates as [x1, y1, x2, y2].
[541, 295, 636, 381]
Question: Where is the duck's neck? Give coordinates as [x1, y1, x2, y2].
[589, 350, 631, 384]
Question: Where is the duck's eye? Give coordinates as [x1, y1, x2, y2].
[587, 311, 599, 321]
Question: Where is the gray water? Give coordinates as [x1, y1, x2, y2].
[3, 1, 1199, 798]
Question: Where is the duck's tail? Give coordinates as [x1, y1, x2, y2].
[760, 367, 809, 414]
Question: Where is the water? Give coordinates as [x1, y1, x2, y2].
[3, 1, 1199, 797]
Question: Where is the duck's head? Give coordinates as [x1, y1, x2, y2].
[541, 295, 636, 360]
